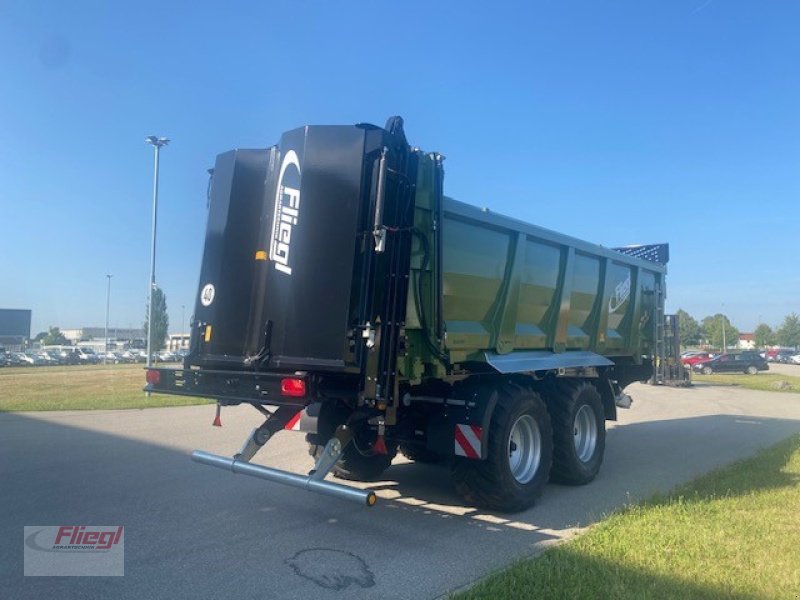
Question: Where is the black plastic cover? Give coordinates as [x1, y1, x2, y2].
[189, 126, 385, 371]
[258, 126, 375, 369]
[191, 149, 271, 363]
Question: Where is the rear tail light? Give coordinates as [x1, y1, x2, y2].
[280, 377, 306, 398]
[146, 369, 161, 385]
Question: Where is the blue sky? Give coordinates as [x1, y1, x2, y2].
[1, 1, 798, 336]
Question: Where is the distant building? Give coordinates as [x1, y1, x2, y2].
[61, 327, 145, 345]
[168, 333, 190, 351]
[0, 308, 32, 351]
[738, 333, 755, 350]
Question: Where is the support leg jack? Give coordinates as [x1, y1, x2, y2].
[191, 406, 376, 506]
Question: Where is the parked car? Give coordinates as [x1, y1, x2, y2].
[127, 349, 147, 363]
[789, 353, 800, 365]
[693, 352, 769, 375]
[77, 348, 101, 364]
[112, 352, 131, 364]
[9, 352, 35, 366]
[5, 352, 26, 366]
[157, 351, 178, 362]
[767, 348, 795, 362]
[775, 350, 797, 364]
[681, 352, 714, 367]
[61, 348, 85, 365]
[120, 349, 147, 363]
[39, 348, 75, 365]
[95, 351, 119, 364]
[25, 351, 52, 366]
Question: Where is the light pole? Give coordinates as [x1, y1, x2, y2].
[721, 318, 727, 352]
[104, 274, 112, 364]
[720, 303, 727, 352]
[145, 135, 169, 368]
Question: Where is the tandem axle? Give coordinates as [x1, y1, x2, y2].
[149, 363, 637, 511]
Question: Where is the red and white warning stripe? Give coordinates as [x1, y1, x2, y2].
[454, 424, 482, 459]
[284, 410, 303, 431]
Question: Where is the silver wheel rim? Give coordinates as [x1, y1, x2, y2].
[573, 404, 598, 463]
[508, 414, 542, 484]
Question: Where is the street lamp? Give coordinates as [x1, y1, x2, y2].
[720, 303, 727, 352]
[722, 319, 727, 351]
[181, 304, 186, 349]
[145, 135, 169, 368]
[104, 274, 113, 364]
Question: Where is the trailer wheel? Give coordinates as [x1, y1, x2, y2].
[452, 384, 553, 512]
[546, 380, 606, 485]
[399, 443, 445, 464]
[306, 403, 397, 482]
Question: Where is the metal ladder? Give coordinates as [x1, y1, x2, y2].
[651, 283, 666, 384]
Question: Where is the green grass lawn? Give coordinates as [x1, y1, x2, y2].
[693, 371, 800, 394]
[457, 435, 800, 600]
[0, 364, 212, 411]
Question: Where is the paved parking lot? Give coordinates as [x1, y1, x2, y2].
[766, 361, 800, 377]
[2, 382, 800, 599]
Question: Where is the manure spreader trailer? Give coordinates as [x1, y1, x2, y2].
[146, 117, 669, 511]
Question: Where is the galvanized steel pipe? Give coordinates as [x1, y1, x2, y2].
[191, 450, 376, 506]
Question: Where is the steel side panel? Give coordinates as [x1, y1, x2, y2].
[443, 197, 667, 275]
[484, 350, 614, 373]
[440, 197, 664, 364]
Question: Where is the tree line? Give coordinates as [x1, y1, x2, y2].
[676, 309, 800, 349]
[31, 286, 171, 352]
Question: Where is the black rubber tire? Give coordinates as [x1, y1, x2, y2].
[398, 443, 445, 464]
[702, 366, 713, 375]
[451, 383, 553, 512]
[545, 380, 606, 485]
[306, 402, 396, 482]
[745, 365, 757, 375]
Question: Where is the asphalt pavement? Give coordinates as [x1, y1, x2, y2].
[766, 361, 800, 377]
[2, 382, 800, 599]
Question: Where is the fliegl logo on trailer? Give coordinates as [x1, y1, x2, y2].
[270, 150, 302, 275]
[608, 274, 631, 313]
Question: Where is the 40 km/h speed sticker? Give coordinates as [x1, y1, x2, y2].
[200, 284, 215, 306]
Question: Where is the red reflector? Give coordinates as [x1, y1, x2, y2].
[146, 369, 161, 385]
[280, 377, 306, 397]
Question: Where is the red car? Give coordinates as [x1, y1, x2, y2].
[766, 348, 795, 362]
[681, 352, 714, 367]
